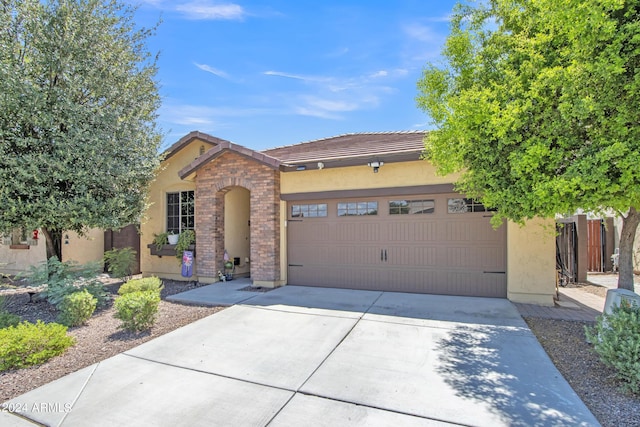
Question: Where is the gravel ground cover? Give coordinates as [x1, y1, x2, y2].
[1, 278, 638, 426]
[0, 279, 223, 402]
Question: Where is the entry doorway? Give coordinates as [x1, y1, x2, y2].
[223, 187, 251, 278]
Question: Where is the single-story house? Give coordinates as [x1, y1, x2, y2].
[141, 130, 556, 305]
[0, 228, 106, 275]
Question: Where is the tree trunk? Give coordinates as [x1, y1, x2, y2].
[618, 207, 640, 291]
[41, 228, 63, 261]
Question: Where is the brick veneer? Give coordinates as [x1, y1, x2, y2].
[194, 151, 281, 283]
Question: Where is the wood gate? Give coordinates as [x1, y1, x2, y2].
[556, 221, 577, 283]
[587, 219, 604, 272]
[104, 224, 141, 274]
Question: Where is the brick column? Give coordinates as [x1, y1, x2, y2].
[194, 151, 281, 285]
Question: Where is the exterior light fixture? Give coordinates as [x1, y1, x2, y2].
[317, 162, 324, 170]
[296, 165, 306, 171]
[367, 160, 384, 173]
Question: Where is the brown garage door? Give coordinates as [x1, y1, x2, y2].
[287, 193, 506, 297]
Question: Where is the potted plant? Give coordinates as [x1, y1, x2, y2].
[175, 230, 195, 261]
[167, 231, 179, 245]
[153, 232, 169, 251]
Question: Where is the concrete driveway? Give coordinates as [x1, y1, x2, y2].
[2, 285, 599, 426]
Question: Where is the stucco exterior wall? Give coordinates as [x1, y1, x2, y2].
[62, 229, 105, 265]
[140, 139, 210, 280]
[507, 218, 557, 305]
[0, 227, 104, 275]
[281, 160, 460, 194]
[0, 236, 46, 275]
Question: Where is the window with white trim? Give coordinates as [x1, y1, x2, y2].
[167, 191, 194, 233]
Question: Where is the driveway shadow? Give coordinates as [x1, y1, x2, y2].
[436, 324, 598, 427]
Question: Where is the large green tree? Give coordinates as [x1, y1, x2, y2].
[0, 0, 162, 260]
[417, 0, 640, 290]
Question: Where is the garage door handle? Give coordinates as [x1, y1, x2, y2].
[384, 249, 387, 262]
[288, 264, 303, 267]
[483, 271, 506, 274]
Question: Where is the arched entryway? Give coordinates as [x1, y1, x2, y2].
[223, 187, 251, 278]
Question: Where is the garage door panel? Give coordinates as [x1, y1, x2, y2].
[334, 222, 382, 242]
[290, 265, 389, 290]
[387, 246, 438, 267]
[287, 193, 506, 297]
[332, 245, 381, 266]
[388, 221, 439, 242]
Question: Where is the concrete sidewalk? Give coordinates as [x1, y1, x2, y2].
[514, 273, 639, 322]
[2, 285, 599, 426]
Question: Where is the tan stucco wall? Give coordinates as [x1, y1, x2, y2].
[507, 218, 556, 305]
[281, 160, 460, 194]
[140, 139, 212, 279]
[62, 229, 105, 265]
[224, 187, 251, 277]
[0, 235, 47, 275]
[0, 227, 105, 275]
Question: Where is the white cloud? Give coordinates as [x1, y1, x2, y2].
[194, 63, 231, 79]
[403, 23, 441, 44]
[370, 70, 388, 78]
[160, 103, 277, 126]
[293, 107, 342, 120]
[263, 70, 328, 83]
[303, 97, 358, 113]
[175, 2, 246, 20]
[263, 67, 408, 120]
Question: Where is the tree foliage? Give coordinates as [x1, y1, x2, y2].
[417, 0, 640, 289]
[0, 0, 162, 259]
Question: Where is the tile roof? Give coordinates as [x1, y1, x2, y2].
[163, 131, 228, 160]
[179, 140, 281, 180]
[262, 131, 427, 164]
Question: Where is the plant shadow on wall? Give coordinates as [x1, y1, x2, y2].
[435, 324, 588, 427]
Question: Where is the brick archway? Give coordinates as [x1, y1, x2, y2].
[193, 151, 281, 284]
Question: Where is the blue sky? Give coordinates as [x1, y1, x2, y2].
[131, 1, 458, 151]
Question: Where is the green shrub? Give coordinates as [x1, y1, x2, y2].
[118, 276, 163, 295]
[114, 290, 160, 332]
[0, 312, 21, 329]
[585, 300, 640, 394]
[27, 257, 105, 307]
[83, 282, 110, 308]
[0, 321, 75, 371]
[57, 290, 97, 327]
[103, 247, 137, 280]
[0, 296, 20, 329]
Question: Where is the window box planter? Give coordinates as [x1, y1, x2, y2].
[147, 244, 196, 258]
[9, 244, 30, 250]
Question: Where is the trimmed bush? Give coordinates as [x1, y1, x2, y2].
[57, 290, 97, 327]
[585, 300, 640, 394]
[118, 277, 163, 295]
[114, 290, 160, 332]
[83, 282, 110, 308]
[0, 296, 20, 329]
[0, 321, 75, 371]
[0, 312, 21, 329]
[27, 257, 107, 308]
[103, 247, 137, 280]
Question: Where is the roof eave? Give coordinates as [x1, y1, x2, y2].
[179, 141, 282, 180]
